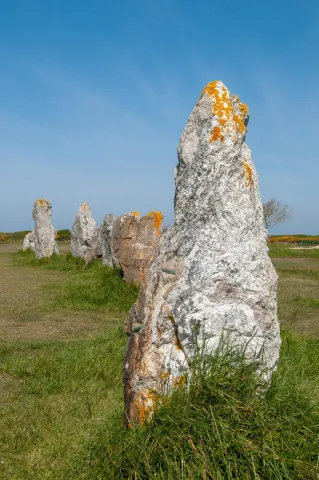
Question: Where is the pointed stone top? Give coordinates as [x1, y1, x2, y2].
[33, 199, 52, 220]
[130, 211, 140, 218]
[201, 80, 249, 144]
[78, 201, 93, 215]
[35, 198, 51, 208]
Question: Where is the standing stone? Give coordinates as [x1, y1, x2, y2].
[124, 81, 281, 425]
[86, 227, 103, 264]
[32, 199, 59, 258]
[113, 211, 163, 285]
[22, 231, 35, 252]
[71, 202, 98, 262]
[101, 214, 119, 267]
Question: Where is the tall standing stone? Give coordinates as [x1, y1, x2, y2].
[22, 231, 35, 252]
[124, 81, 280, 425]
[32, 199, 59, 258]
[101, 214, 119, 267]
[71, 202, 98, 262]
[112, 211, 163, 285]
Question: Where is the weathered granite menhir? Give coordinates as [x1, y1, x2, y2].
[32, 199, 59, 258]
[101, 214, 119, 267]
[124, 81, 281, 425]
[22, 231, 35, 252]
[101, 211, 163, 285]
[113, 211, 163, 285]
[71, 202, 101, 263]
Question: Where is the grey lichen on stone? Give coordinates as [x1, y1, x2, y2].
[32, 199, 59, 259]
[124, 81, 281, 425]
[22, 231, 35, 252]
[71, 202, 99, 263]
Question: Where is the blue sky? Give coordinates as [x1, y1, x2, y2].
[1, 0, 318, 234]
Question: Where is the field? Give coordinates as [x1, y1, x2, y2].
[0, 242, 318, 479]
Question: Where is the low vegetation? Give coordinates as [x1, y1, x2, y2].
[0, 245, 318, 479]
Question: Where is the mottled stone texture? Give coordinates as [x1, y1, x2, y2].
[101, 214, 119, 267]
[113, 212, 163, 285]
[86, 227, 103, 264]
[124, 81, 280, 425]
[22, 231, 35, 252]
[71, 202, 98, 262]
[32, 200, 59, 258]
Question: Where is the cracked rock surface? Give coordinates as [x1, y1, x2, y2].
[71, 202, 98, 262]
[32, 200, 59, 259]
[124, 81, 280, 425]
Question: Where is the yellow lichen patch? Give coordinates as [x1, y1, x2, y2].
[233, 115, 246, 134]
[209, 126, 221, 142]
[172, 375, 186, 388]
[243, 162, 253, 188]
[147, 211, 164, 236]
[201, 80, 248, 143]
[133, 390, 157, 424]
[36, 199, 45, 207]
[160, 371, 170, 380]
[82, 202, 87, 211]
[130, 211, 140, 217]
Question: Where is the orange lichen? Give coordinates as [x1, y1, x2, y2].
[209, 126, 221, 142]
[243, 162, 253, 188]
[133, 390, 157, 424]
[147, 211, 164, 236]
[172, 375, 186, 388]
[160, 371, 170, 380]
[233, 115, 246, 134]
[202, 81, 248, 143]
[36, 199, 45, 207]
[130, 211, 140, 217]
[82, 202, 87, 211]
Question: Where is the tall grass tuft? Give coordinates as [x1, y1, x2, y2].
[80, 331, 319, 479]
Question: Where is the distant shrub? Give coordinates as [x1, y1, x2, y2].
[56, 229, 71, 241]
[269, 235, 319, 245]
[0, 233, 11, 243]
[5, 230, 31, 241]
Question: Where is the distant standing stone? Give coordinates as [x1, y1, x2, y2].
[124, 81, 281, 425]
[32, 199, 59, 258]
[86, 227, 103, 264]
[112, 211, 163, 285]
[22, 231, 35, 252]
[71, 202, 98, 262]
[101, 214, 119, 267]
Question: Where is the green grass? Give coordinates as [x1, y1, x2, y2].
[294, 295, 319, 309]
[1, 250, 319, 479]
[0, 327, 127, 479]
[82, 331, 319, 479]
[269, 243, 319, 258]
[13, 250, 139, 313]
